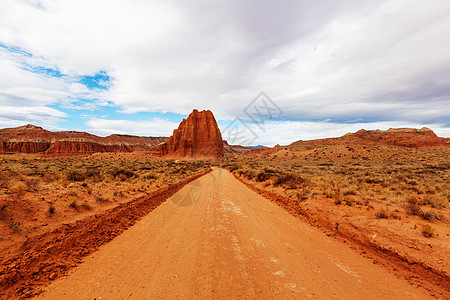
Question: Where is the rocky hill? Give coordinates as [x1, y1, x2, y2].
[349, 127, 449, 148]
[0, 124, 168, 155]
[222, 141, 254, 154]
[288, 127, 449, 151]
[157, 109, 224, 158]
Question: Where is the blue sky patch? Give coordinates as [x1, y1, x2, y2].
[79, 71, 111, 90]
[31, 66, 63, 78]
[0, 42, 32, 57]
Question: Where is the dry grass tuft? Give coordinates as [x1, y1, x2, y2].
[375, 207, 389, 219]
[421, 224, 435, 238]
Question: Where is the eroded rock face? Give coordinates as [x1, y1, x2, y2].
[222, 141, 253, 154]
[157, 109, 224, 158]
[0, 124, 168, 155]
[352, 127, 449, 148]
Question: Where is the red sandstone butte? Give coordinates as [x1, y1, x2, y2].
[157, 109, 224, 158]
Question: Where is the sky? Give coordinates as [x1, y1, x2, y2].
[1, 0, 449, 146]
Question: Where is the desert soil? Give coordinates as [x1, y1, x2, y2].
[35, 168, 435, 299]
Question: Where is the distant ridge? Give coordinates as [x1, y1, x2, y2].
[1, 124, 448, 155]
[0, 124, 168, 155]
[289, 127, 449, 150]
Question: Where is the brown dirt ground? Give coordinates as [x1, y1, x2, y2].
[36, 168, 436, 299]
[0, 169, 211, 299]
[232, 173, 450, 298]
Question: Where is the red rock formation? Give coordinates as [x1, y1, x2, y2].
[44, 141, 133, 155]
[222, 141, 253, 154]
[351, 127, 449, 148]
[288, 127, 449, 150]
[0, 141, 51, 154]
[107, 135, 168, 150]
[0, 124, 168, 155]
[157, 110, 224, 158]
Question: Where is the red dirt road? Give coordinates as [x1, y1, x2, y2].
[37, 168, 432, 299]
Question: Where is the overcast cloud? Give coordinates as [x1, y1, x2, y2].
[0, 0, 449, 145]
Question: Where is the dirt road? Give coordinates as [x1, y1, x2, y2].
[37, 168, 432, 299]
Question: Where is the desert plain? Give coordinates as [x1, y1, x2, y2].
[0, 112, 449, 299]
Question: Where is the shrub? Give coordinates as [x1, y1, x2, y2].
[333, 190, 342, 205]
[80, 202, 92, 210]
[0, 170, 10, 188]
[242, 170, 255, 180]
[86, 186, 93, 194]
[42, 173, 57, 183]
[421, 224, 435, 238]
[406, 203, 422, 216]
[227, 165, 239, 172]
[296, 189, 309, 202]
[429, 197, 447, 209]
[344, 197, 354, 206]
[9, 221, 21, 234]
[69, 200, 79, 211]
[256, 171, 270, 182]
[141, 172, 157, 180]
[48, 204, 55, 215]
[113, 190, 124, 198]
[96, 196, 108, 203]
[263, 167, 277, 174]
[85, 170, 103, 182]
[110, 168, 136, 181]
[343, 189, 357, 196]
[406, 196, 418, 205]
[364, 177, 382, 184]
[390, 212, 401, 220]
[420, 210, 437, 222]
[273, 173, 304, 189]
[11, 182, 26, 199]
[66, 170, 86, 182]
[375, 208, 389, 219]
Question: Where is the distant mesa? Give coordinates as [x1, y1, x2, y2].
[350, 127, 446, 148]
[289, 127, 449, 151]
[157, 109, 224, 158]
[0, 124, 167, 155]
[222, 140, 254, 154]
[0, 122, 448, 156]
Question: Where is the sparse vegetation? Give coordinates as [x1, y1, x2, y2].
[69, 200, 79, 211]
[48, 204, 55, 215]
[220, 146, 449, 235]
[421, 224, 435, 238]
[0, 154, 209, 246]
[9, 221, 21, 234]
[375, 207, 389, 219]
[0, 141, 448, 296]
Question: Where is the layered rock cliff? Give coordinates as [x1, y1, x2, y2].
[0, 124, 168, 155]
[288, 127, 449, 151]
[157, 109, 224, 158]
[222, 141, 253, 154]
[351, 127, 449, 148]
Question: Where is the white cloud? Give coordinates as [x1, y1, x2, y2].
[85, 117, 178, 137]
[0, 105, 66, 125]
[222, 120, 450, 147]
[0, 0, 449, 139]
